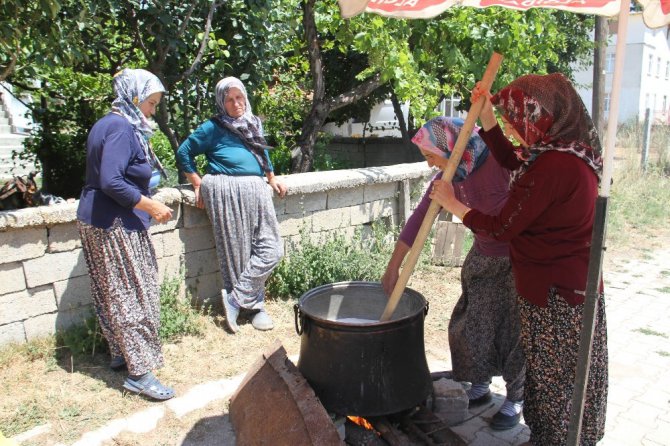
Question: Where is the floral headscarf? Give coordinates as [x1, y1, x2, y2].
[212, 76, 272, 172]
[411, 117, 489, 182]
[111, 68, 167, 179]
[491, 73, 603, 182]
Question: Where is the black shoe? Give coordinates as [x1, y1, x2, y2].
[468, 390, 492, 408]
[490, 411, 521, 430]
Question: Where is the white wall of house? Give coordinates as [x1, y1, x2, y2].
[574, 12, 670, 124]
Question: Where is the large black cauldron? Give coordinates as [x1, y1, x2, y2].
[294, 281, 432, 416]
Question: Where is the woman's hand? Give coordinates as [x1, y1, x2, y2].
[431, 180, 472, 220]
[471, 81, 497, 131]
[268, 177, 287, 198]
[193, 186, 204, 209]
[150, 201, 173, 224]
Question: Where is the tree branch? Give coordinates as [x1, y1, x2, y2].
[178, 0, 222, 82]
[327, 72, 383, 111]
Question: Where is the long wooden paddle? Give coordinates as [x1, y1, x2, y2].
[379, 52, 504, 322]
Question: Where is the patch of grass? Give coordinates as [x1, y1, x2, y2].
[657, 286, 670, 294]
[660, 270, 670, 277]
[657, 350, 670, 357]
[1, 400, 47, 437]
[633, 327, 668, 338]
[0, 337, 57, 370]
[608, 163, 670, 245]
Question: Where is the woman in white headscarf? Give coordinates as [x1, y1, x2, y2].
[77, 68, 175, 400]
[176, 76, 286, 334]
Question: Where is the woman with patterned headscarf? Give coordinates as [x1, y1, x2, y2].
[77, 68, 175, 400]
[176, 76, 286, 334]
[431, 74, 608, 445]
[382, 117, 525, 431]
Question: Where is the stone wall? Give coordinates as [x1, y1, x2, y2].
[0, 162, 433, 346]
[325, 137, 425, 168]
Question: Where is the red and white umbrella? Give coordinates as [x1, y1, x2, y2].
[337, 0, 669, 443]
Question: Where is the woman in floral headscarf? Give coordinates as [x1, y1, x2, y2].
[431, 74, 608, 445]
[77, 68, 175, 400]
[382, 117, 525, 430]
[176, 76, 286, 334]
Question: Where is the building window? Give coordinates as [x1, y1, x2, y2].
[648, 55, 654, 75]
[645, 93, 650, 109]
[657, 57, 662, 77]
[663, 96, 667, 112]
[604, 93, 611, 113]
[666, 61, 669, 80]
[605, 53, 616, 73]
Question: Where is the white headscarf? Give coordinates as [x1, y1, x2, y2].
[111, 68, 167, 178]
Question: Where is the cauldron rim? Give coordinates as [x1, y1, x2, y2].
[297, 280, 427, 327]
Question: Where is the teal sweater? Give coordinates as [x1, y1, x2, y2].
[176, 119, 273, 176]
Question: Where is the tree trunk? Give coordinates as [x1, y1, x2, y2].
[295, 0, 385, 173]
[390, 91, 410, 147]
[294, 0, 326, 173]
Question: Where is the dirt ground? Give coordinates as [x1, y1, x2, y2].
[2, 225, 669, 446]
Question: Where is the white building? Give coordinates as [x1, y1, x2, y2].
[574, 13, 670, 125]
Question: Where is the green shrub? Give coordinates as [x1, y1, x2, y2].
[159, 274, 204, 342]
[267, 221, 431, 300]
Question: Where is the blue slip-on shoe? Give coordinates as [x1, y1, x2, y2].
[251, 310, 274, 331]
[123, 372, 175, 401]
[110, 356, 126, 371]
[222, 289, 240, 333]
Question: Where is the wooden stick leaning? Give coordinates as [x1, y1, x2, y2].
[379, 52, 504, 322]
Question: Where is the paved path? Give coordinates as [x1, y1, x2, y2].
[11, 246, 670, 445]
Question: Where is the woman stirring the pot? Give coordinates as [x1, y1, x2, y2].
[431, 73, 608, 445]
[383, 117, 525, 431]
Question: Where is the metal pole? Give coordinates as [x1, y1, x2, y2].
[642, 108, 651, 172]
[567, 0, 630, 443]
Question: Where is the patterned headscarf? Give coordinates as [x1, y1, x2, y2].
[212, 76, 272, 172]
[411, 117, 489, 182]
[491, 73, 603, 182]
[111, 68, 167, 179]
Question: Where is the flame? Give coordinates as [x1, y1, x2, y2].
[347, 416, 375, 431]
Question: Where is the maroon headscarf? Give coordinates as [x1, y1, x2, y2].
[491, 73, 603, 182]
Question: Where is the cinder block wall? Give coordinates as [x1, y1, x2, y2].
[0, 162, 433, 346]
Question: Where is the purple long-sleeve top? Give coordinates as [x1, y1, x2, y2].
[399, 155, 511, 257]
[77, 113, 153, 230]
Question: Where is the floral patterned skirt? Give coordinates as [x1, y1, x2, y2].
[78, 220, 163, 375]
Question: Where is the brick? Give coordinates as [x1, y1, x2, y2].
[151, 233, 165, 258]
[157, 255, 183, 283]
[55, 306, 95, 331]
[272, 195, 287, 215]
[161, 230, 185, 257]
[0, 262, 26, 294]
[24, 312, 58, 341]
[0, 322, 25, 345]
[278, 213, 311, 237]
[285, 192, 327, 214]
[149, 203, 182, 234]
[184, 249, 219, 279]
[363, 182, 397, 203]
[54, 275, 92, 310]
[0, 227, 47, 264]
[48, 223, 81, 253]
[312, 208, 350, 232]
[0, 286, 57, 325]
[327, 188, 364, 209]
[183, 205, 211, 228]
[23, 249, 88, 288]
[185, 271, 222, 306]
[180, 226, 215, 253]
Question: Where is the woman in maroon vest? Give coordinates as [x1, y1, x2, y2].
[431, 73, 608, 445]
